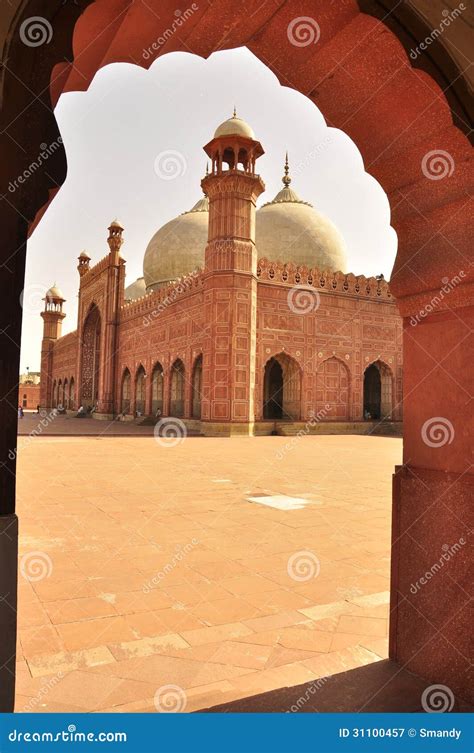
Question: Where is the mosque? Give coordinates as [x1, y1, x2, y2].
[39, 112, 403, 435]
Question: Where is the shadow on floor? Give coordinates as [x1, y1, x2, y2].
[201, 660, 472, 713]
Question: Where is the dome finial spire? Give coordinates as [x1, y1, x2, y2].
[233, 105, 237, 118]
[282, 151, 291, 188]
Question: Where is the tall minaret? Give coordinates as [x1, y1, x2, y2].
[200, 110, 265, 435]
[40, 284, 66, 408]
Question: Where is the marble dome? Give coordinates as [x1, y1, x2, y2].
[214, 112, 255, 140]
[256, 187, 347, 273]
[143, 196, 208, 291]
[124, 276, 146, 301]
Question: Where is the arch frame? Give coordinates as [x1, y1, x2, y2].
[0, 0, 472, 712]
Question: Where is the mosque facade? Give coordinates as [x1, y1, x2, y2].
[39, 114, 403, 435]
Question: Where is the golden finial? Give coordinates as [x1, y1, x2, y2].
[282, 151, 291, 187]
[233, 105, 237, 118]
[205, 162, 209, 176]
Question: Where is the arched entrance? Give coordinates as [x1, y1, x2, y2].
[170, 359, 185, 417]
[69, 378, 75, 410]
[80, 305, 101, 410]
[191, 355, 202, 420]
[316, 357, 350, 420]
[364, 361, 393, 420]
[135, 366, 146, 416]
[151, 362, 164, 418]
[263, 354, 301, 420]
[121, 369, 131, 415]
[57, 379, 62, 408]
[52, 380, 57, 408]
[63, 379, 68, 410]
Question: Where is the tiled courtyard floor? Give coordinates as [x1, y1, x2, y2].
[15, 434, 401, 712]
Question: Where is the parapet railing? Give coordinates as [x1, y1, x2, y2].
[256, 258, 392, 299]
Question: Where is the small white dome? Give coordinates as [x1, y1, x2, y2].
[214, 113, 255, 140]
[46, 283, 65, 300]
[124, 277, 146, 301]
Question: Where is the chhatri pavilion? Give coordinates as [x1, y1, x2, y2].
[39, 112, 402, 434]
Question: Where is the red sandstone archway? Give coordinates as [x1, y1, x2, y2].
[263, 353, 302, 420]
[0, 0, 472, 713]
[170, 359, 185, 418]
[191, 355, 203, 420]
[80, 304, 101, 410]
[134, 365, 146, 416]
[120, 368, 131, 415]
[151, 361, 164, 418]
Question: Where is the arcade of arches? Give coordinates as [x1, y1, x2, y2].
[1, 0, 472, 713]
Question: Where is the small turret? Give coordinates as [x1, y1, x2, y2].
[77, 250, 90, 277]
[107, 219, 124, 255]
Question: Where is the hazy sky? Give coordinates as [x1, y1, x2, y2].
[21, 47, 397, 372]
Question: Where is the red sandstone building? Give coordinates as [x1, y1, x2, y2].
[40, 114, 402, 434]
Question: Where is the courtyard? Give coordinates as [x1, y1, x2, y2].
[15, 433, 400, 712]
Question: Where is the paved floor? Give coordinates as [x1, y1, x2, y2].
[15, 434, 401, 712]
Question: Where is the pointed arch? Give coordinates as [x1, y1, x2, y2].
[121, 368, 131, 415]
[364, 360, 393, 420]
[263, 352, 302, 420]
[63, 378, 68, 409]
[151, 361, 164, 418]
[52, 380, 57, 408]
[191, 354, 203, 420]
[135, 365, 146, 416]
[69, 377, 75, 410]
[170, 359, 185, 417]
[80, 303, 101, 409]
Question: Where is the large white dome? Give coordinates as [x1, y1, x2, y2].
[143, 196, 208, 291]
[256, 185, 347, 272]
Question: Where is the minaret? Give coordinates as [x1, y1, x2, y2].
[40, 284, 66, 408]
[200, 110, 265, 435]
[77, 250, 90, 277]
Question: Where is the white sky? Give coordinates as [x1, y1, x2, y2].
[21, 47, 397, 372]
